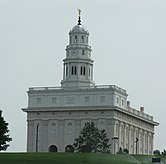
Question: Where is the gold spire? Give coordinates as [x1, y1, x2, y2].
[78, 9, 81, 17]
[77, 9, 81, 25]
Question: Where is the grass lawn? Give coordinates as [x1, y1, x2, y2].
[0, 153, 165, 164]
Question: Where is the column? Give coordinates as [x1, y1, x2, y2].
[145, 131, 148, 154]
[142, 130, 145, 154]
[139, 129, 143, 154]
[119, 122, 124, 150]
[131, 126, 134, 154]
[118, 121, 121, 150]
[124, 124, 129, 151]
[112, 119, 119, 154]
[123, 123, 127, 150]
[151, 133, 154, 155]
[133, 127, 136, 154]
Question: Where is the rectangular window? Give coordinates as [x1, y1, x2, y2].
[52, 97, 56, 104]
[117, 97, 119, 104]
[100, 96, 105, 103]
[37, 98, 41, 104]
[122, 99, 124, 106]
[85, 96, 89, 103]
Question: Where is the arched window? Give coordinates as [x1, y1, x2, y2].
[68, 122, 72, 131]
[82, 50, 85, 55]
[65, 145, 74, 152]
[74, 35, 77, 43]
[100, 122, 104, 129]
[80, 66, 83, 75]
[74, 66, 77, 75]
[83, 67, 86, 75]
[71, 66, 77, 75]
[72, 66, 74, 75]
[48, 145, 58, 152]
[80, 66, 85, 75]
[66, 67, 68, 77]
[81, 36, 84, 43]
[51, 123, 56, 130]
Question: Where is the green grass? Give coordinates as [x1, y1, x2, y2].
[132, 155, 155, 164]
[0, 153, 165, 164]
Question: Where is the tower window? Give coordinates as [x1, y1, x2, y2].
[80, 67, 83, 75]
[75, 66, 77, 75]
[83, 67, 86, 75]
[82, 50, 85, 55]
[66, 67, 68, 77]
[89, 68, 90, 76]
[74, 36, 77, 43]
[72, 67, 74, 75]
[117, 97, 119, 104]
[80, 66, 85, 75]
[71, 66, 77, 75]
[80, 67, 85, 75]
[81, 36, 84, 43]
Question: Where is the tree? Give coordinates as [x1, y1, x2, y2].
[73, 122, 110, 153]
[153, 149, 161, 155]
[117, 147, 123, 154]
[0, 110, 12, 151]
[162, 150, 166, 156]
[123, 148, 129, 154]
[98, 129, 111, 153]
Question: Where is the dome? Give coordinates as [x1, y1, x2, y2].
[69, 24, 89, 34]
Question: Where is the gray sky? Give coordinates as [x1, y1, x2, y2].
[0, 0, 166, 152]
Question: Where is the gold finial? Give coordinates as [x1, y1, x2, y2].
[77, 9, 81, 25]
[77, 9, 81, 17]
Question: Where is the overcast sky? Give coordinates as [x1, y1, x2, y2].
[0, 0, 166, 152]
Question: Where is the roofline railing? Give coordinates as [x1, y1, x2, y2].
[28, 85, 127, 93]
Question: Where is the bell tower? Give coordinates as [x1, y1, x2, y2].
[61, 10, 95, 89]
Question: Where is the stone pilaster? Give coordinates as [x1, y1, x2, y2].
[41, 120, 48, 152]
[58, 120, 64, 152]
[27, 120, 34, 152]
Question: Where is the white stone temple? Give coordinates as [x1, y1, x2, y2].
[22, 12, 159, 154]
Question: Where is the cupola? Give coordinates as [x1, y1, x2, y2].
[61, 10, 95, 89]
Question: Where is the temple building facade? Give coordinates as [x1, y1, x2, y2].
[22, 13, 159, 154]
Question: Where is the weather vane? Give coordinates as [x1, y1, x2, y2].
[78, 9, 81, 17]
[77, 9, 81, 25]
